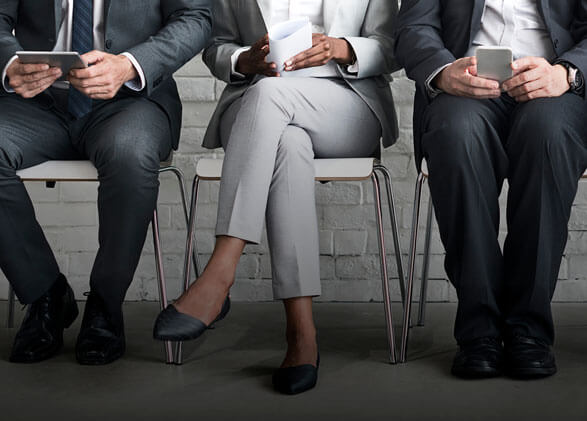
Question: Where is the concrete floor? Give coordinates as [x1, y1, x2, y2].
[1, 301, 586, 420]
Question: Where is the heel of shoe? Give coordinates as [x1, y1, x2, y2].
[63, 288, 79, 329]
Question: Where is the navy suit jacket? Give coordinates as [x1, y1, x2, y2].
[395, 0, 587, 165]
[0, 0, 213, 148]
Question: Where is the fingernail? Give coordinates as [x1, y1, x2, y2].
[285, 60, 292, 66]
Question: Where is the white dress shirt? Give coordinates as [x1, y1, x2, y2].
[466, 0, 555, 60]
[271, 0, 325, 32]
[427, 0, 556, 95]
[2, 0, 145, 93]
[231, 0, 358, 79]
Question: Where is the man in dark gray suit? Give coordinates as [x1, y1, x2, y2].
[396, 0, 587, 379]
[0, 0, 212, 365]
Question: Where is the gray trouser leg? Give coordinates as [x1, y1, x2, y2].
[218, 77, 381, 299]
[266, 126, 321, 299]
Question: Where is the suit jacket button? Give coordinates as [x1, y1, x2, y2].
[105, 39, 113, 50]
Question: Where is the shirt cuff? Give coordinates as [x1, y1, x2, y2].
[425, 63, 452, 98]
[342, 38, 359, 75]
[230, 47, 251, 80]
[346, 63, 359, 74]
[121, 52, 146, 92]
[2, 55, 18, 93]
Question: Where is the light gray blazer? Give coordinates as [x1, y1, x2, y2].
[202, 0, 399, 150]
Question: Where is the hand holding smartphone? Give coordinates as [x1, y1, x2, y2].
[475, 46, 513, 84]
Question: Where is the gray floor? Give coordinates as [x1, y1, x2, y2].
[1, 301, 586, 420]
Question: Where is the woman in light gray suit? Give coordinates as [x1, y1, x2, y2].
[154, 0, 399, 394]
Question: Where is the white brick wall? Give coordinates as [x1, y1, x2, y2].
[1, 55, 586, 302]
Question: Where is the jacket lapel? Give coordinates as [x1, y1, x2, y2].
[325, 0, 368, 36]
[537, 0, 551, 29]
[104, 0, 112, 29]
[255, 0, 272, 28]
[54, 0, 61, 37]
[469, 0, 485, 45]
[323, 0, 340, 32]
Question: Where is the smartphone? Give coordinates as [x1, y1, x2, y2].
[475, 46, 513, 83]
[16, 51, 87, 81]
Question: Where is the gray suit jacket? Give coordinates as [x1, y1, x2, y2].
[0, 0, 213, 148]
[202, 0, 399, 150]
[395, 0, 587, 165]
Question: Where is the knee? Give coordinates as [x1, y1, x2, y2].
[424, 99, 486, 169]
[509, 100, 570, 160]
[244, 77, 291, 112]
[276, 126, 314, 164]
[96, 128, 162, 182]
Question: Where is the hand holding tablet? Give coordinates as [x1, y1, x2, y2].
[16, 51, 87, 82]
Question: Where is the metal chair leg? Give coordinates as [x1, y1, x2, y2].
[7, 285, 15, 328]
[417, 198, 434, 327]
[371, 172, 397, 364]
[174, 175, 201, 365]
[152, 208, 174, 364]
[160, 166, 200, 277]
[374, 165, 407, 307]
[400, 172, 426, 363]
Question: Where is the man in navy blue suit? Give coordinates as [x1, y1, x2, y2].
[396, 0, 587, 379]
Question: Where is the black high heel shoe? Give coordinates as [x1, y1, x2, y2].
[153, 296, 231, 341]
[272, 353, 320, 395]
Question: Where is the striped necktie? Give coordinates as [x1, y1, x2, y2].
[68, 0, 94, 119]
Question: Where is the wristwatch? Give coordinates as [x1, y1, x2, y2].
[557, 61, 585, 95]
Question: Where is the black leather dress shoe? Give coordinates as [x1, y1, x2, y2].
[451, 337, 503, 379]
[153, 296, 231, 341]
[504, 335, 557, 379]
[273, 354, 320, 395]
[10, 274, 78, 363]
[75, 293, 125, 365]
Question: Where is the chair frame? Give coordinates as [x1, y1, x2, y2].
[5, 162, 197, 365]
[176, 159, 406, 365]
[400, 169, 587, 363]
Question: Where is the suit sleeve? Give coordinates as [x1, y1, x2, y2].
[558, 0, 587, 83]
[125, 0, 213, 96]
[0, 1, 23, 76]
[394, 0, 456, 94]
[202, 0, 252, 85]
[341, 0, 400, 79]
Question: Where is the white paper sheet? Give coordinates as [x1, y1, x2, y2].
[267, 17, 313, 76]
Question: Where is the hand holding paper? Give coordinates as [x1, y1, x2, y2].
[266, 18, 313, 77]
[284, 33, 355, 72]
[236, 34, 279, 77]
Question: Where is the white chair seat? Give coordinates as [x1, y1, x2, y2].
[17, 161, 98, 182]
[196, 158, 376, 182]
[16, 153, 176, 182]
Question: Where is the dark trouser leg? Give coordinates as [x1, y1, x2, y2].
[421, 94, 511, 344]
[504, 94, 587, 344]
[75, 97, 172, 322]
[0, 95, 77, 303]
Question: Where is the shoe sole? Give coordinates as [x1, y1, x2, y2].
[9, 341, 64, 364]
[506, 366, 557, 379]
[76, 347, 125, 366]
[451, 365, 502, 379]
